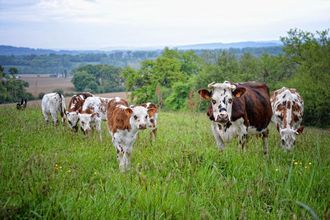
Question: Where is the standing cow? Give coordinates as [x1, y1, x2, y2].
[66, 92, 94, 131]
[41, 92, 66, 126]
[107, 98, 157, 172]
[270, 87, 304, 150]
[198, 81, 272, 154]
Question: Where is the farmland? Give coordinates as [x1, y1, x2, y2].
[0, 106, 329, 219]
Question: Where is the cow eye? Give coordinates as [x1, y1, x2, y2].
[212, 99, 216, 105]
[228, 98, 232, 104]
[134, 115, 138, 120]
[145, 115, 148, 119]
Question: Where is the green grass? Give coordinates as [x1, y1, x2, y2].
[0, 106, 329, 219]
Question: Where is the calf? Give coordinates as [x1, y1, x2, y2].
[270, 87, 304, 150]
[41, 92, 66, 126]
[107, 98, 156, 172]
[66, 92, 94, 131]
[198, 81, 272, 154]
[132, 103, 159, 140]
[78, 96, 113, 141]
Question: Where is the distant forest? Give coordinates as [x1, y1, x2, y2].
[0, 46, 282, 74]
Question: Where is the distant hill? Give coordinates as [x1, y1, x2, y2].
[176, 40, 282, 50]
[0, 40, 282, 55]
[0, 45, 102, 56]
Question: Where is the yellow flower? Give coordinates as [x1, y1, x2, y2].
[308, 162, 312, 165]
[294, 162, 298, 165]
[275, 168, 279, 172]
[305, 166, 308, 169]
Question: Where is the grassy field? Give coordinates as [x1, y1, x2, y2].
[0, 106, 329, 219]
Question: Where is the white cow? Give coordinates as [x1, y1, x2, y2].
[41, 92, 66, 126]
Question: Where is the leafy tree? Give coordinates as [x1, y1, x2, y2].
[71, 71, 96, 92]
[281, 29, 330, 127]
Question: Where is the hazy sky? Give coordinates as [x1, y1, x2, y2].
[0, 0, 329, 49]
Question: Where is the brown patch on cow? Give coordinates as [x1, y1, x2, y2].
[81, 106, 94, 114]
[198, 89, 212, 100]
[68, 92, 93, 112]
[286, 101, 291, 109]
[107, 98, 131, 133]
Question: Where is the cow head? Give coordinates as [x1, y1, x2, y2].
[66, 111, 79, 131]
[130, 106, 150, 130]
[198, 81, 246, 124]
[279, 126, 304, 150]
[78, 112, 99, 134]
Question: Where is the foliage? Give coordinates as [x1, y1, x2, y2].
[71, 64, 124, 93]
[281, 29, 330, 127]
[0, 107, 329, 219]
[0, 65, 33, 103]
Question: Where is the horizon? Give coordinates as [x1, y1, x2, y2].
[0, 0, 329, 50]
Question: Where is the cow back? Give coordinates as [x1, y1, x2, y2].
[107, 98, 131, 133]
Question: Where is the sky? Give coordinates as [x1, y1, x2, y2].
[0, 0, 329, 50]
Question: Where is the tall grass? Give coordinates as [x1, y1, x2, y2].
[0, 106, 329, 219]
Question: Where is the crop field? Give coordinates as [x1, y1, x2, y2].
[21, 75, 75, 97]
[0, 106, 329, 219]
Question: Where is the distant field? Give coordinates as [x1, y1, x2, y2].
[0, 106, 329, 219]
[21, 75, 75, 97]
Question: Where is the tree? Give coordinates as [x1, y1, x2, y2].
[71, 71, 96, 92]
[281, 29, 330, 127]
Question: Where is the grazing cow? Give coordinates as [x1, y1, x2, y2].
[107, 98, 157, 172]
[66, 92, 94, 131]
[78, 96, 113, 141]
[41, 92, 66, 126]
[270, 87, 304, 150]
[16, 98, 27, 110]
[198, 81, 272, 154]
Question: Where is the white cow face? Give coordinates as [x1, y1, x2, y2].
[78, 113, 98, 134]
[130, 106, 149, 130]
[199, 81, 246, 124]
[279, 126, 304, 150]
[66, 111, 79, 130]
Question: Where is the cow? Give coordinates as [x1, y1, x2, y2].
[78, 96, 113, 141]
[16, 98, 27, 110]
[198, 81, 272, 154]
[107, 98, 157, 172]
[270, 87, 304, 150]
[131, 102, 159, 140]
[41, 92, 66, 126]
[66, 92, 94, 131]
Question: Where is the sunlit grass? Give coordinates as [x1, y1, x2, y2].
[0, 107, 329, 219]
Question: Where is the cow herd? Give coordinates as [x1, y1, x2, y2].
[40, 80, 304, 172]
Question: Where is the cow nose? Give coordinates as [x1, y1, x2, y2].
[217, 112, 228, 122]
[139, 124, 146, 129]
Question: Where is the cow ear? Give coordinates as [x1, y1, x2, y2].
[125, 108, 133, 116]
[233, 87, 246, 98]
[296, 126, 304, 135]
[148, 107, 157, 116]
[198, 89, 212, 100]
[91, 112, 99, 118]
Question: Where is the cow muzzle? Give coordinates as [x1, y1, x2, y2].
[139, 124, 147, 130]
[216, 112, 229, 123]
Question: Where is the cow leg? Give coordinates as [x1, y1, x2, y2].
[50, 111, 58, 126]
[96, 120, 102, 142]
[262, 129, 269, 155]
[211, 123, 225, 150]
[150, 128, 157, 141]
[42, 110, 49, 124]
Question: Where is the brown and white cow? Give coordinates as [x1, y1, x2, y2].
[41, 92, 67, 126]
[78, 96, 113, 141]
[270, 87, 304, 150]
[198, 81, 272, 154]
[107, 98, 157, 172]
[66, 92, 94, 131]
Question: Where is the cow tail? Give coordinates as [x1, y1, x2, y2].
[57, 92, 65, 118]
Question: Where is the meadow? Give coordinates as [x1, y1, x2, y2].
[0, 105, 329, 219]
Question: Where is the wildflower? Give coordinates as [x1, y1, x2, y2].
[275, 168, 279, 172]
[67, 169, 71, 173]
[294, 162, 298, 165]
[308, 162, 312, 165]
[305, 166, 308, 169]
